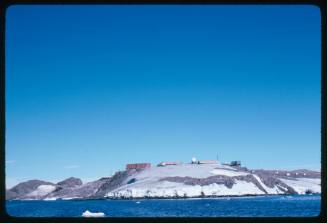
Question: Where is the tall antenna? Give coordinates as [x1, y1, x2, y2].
[216, 153, 219, 161]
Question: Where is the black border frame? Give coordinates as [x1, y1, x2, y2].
[0, 0, 326, 222]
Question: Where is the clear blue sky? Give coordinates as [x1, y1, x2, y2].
[5, 5, 321, 187]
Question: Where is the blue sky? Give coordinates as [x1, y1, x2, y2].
[5, 5, 321, 188]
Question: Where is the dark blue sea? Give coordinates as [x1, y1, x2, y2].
[6, 194, 321, 217]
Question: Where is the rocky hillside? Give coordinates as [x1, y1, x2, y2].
[6, 164, 321, 200]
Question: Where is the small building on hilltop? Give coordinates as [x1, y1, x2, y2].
[230, 161, 241, 167]
[157, 161, 182, 167]
[222, 161, 241, 167]
[191, 157, 197, 164]
[126, 163, 151, 170]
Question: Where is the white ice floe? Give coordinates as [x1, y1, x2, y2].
[279, 178, 321, 194]
[27, 185, 56, 197]
[82, 210, 105, 217]
[43, 197, 57, 201]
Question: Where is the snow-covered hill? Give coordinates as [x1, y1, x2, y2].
[6, 164, 320, 200]
[105, 164, 321, 199]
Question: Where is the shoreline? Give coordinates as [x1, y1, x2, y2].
[6, 193, 321, 201]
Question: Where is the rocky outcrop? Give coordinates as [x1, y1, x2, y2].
[57, 177, 83, 188]
[160, 174, 297, 195]
[6, 189, 19, 200]
[6, 177, 112, 200]
[46, 177, 111, 200]
[6, 180, 57, 200]
[91, 170, 137, 199]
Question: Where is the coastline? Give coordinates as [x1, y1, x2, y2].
[6, 192, 321, 201]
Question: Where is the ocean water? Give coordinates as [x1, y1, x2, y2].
[6, 194, 321, 217]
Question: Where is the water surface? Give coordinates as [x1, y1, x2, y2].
[6, 194, 321, 217]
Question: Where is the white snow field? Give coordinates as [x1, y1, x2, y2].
[132, 164, 234, 180]
[210, 169, 248, 177]
[106, 180, 265, 198]
[279, 178, 321, 194]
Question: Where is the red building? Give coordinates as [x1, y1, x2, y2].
[126, 163, 151, 170]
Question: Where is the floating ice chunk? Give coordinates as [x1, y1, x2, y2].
[82, 210, 105, 217]
[44, 197, 57, 201]
[61, 197, 80, 200]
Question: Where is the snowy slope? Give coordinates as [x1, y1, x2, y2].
[279, 178, 321, 194]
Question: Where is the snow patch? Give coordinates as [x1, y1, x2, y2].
[131, 164, 222, 181]
[28, 185, 56, 197]
[44, 197, 57, 201]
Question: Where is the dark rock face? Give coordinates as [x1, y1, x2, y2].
[92, 170, 137, 198]
[6, 180, 56, 200]
[6, 177, 111, 200]
[57, 177, 83, 188]
[254, 173, 296, 194]
[127, 178, 137, 184]
[160, 175, 235, 188]
[6, 190, 18, 200]
[251, 169, 320, 179]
